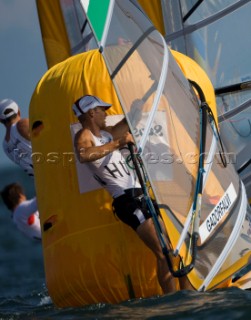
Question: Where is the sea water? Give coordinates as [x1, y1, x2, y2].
[1, 168, 251, 319]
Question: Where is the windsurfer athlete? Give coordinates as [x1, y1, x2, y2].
[1, 182, 41, 241]
[72, 94, 192, 293]
[0, 99, 33, 177]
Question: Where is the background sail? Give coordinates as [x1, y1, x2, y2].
[36, 0, 99, 68]
[36, 0, 71, 68]
[138, 0, 165, 35]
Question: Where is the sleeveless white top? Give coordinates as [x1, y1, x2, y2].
[87, 130, 140, 198]
[2, 123, 33, 176]
[12, 197, 41, 240]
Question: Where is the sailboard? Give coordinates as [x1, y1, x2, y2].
[31, 0, 251, 307]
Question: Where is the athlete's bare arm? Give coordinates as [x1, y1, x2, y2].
[106, 118, 129, 140]
[106, 99, 143, 140]
[75, 129, 133, 163]
[16, 118, 30, 141]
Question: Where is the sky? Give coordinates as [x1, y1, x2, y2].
[0, 0, 47, 170]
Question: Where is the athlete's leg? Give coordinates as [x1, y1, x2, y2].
[179, 275, 194, 290]
[158, 216, 194, 291]
[136, 217, 177, 294]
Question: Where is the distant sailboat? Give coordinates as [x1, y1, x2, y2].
[32, 0, 251, 307]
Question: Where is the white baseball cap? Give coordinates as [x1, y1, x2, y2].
[73, 95, 111, 117]
[0, 99, 19, 120]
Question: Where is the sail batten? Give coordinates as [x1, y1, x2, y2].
[100, 0, 115, 49]
[138, 34, 169, 154]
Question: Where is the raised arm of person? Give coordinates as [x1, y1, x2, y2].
[106, 117, 129, 140]
[107, 99, 143, 140]
[75, 128, 133, 163]
[16, 118, 30, 141]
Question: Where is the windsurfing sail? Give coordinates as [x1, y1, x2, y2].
[84, 0, 251, 290]
[32, 0, 251, 307]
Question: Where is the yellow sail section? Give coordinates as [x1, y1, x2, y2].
[36, 0, 71, 68]
[138, 0, 165, 36]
